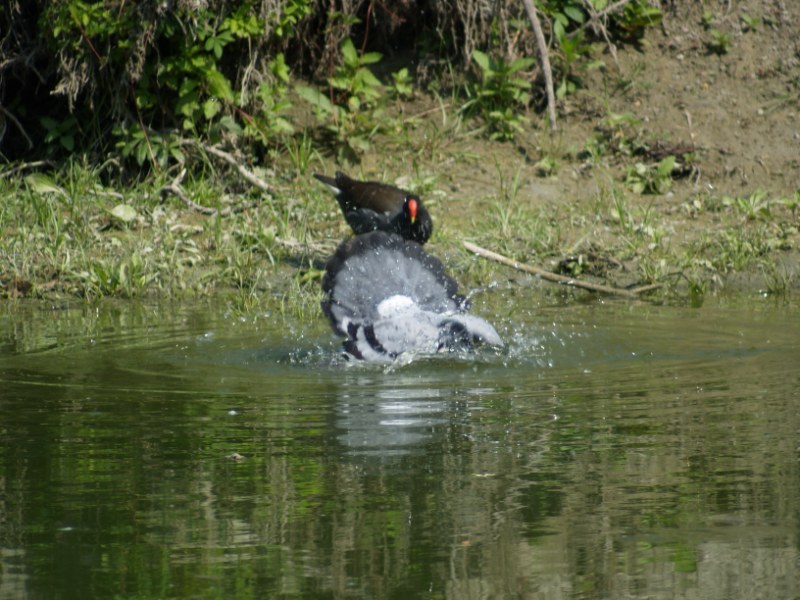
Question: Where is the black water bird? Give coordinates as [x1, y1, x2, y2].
[321, 231, 502, 361]
[314, 171, 433, 244]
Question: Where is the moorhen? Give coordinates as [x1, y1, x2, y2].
[321, 231, 503, 361]
[314, 171, 433, 244]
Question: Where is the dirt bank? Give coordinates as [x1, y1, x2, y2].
[357, 0, 799, 297]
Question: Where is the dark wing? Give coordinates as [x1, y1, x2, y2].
[321, 231, 463, 336]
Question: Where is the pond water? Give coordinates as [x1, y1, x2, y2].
[0, 293, 798, 599]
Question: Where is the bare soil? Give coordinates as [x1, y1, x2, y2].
[362, 1, 800, 296]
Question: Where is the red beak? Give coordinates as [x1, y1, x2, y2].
[407, 198, 418, 224]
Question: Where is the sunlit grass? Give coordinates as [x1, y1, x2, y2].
[2, 116, 798, 306]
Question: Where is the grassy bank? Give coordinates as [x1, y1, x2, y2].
[2, 2, 799, 307]
[2, 110, 797, 309]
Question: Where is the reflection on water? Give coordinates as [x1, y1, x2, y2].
[336, 380, 452, 458]
[0, 297, 799, 599]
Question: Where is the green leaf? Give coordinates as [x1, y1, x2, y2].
[508, 57, 535, 73]
[26, 173, 66, 196]
[340, 38, 357, 66]
[40, 116, 59, 131]
[178, 79, 198, 96]
[563, 6, 585, 23]
[219, 115, 243, 134]
[357, 69, 382, 89]
[360, 51, 383, 65]
[109, 204, 138, 223]
[554, 17, 566, 40]
[206, 70, 234, 102]
[169, 147, 186, 164]
[657, 155, 677, 177]
[203, 98, 221, 119]
[328, 76, 349, 91]
[273, 117, 294, 135]
[347, 96, 361, 112]
[270, 53, 290, 83]
[556, 78, 568, 99]
[135, 141, 149, 165]
[177, 91, 200, 117]
[296, 85, 334, 114]
[472, 50, 491, 74]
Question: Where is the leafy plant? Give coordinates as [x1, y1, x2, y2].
[707, 30, 732, 55]
[722, 190, 771, 221]
[584, 112, 643, 162]
[615, 1, 662, 39]
[115, 126, 185, 169]
[38, 1, 276, 162]
[329, 38, 384, 110]
[545, 0, 586, 40]
[609, 189, 635, 235]
[80, 252, 150, 298]
[248, 53, 295, 142]
[390, 68, 414, 100]
[297, 84, 377, 162]
[270, 0, 314, 39]
[297, 38, 387, 161]
[156, 19, 237, 132]
[553, 29, 598, 99]
[284, 130, 320, 175]
[740, 14, 761, 32]
[534, 156, 557, 177]
[625, 156, 676, 195]
[462, 49, 535, 141]
[41, 115, 79, 153]
[778, 190, 799, 220]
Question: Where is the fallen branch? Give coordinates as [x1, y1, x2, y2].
[464, 241, 657, 298]
[0, 105, 34, 150]
[0, 160, 56, 179]
[161, 168, 259, 217]
[197, 143, 273, 195]
[627, 282, 663, 295]
[521, 0, 557, 133]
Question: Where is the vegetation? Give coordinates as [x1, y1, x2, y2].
[1, 1, 798, 305]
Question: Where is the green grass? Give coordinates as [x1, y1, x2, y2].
[0, 160, 334, 308]
[2, 93, 798, 307]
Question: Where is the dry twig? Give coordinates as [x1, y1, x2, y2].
[0, 105, 34, 150]
[580, 0, 634, 25]
[161, 168, 259, 217]
[464, 241, 659, 298]
[521, 0, 557, 133]
[580, 0, 620, 66]
[0, 160, 55, 179]
[197, 143, 273, 195]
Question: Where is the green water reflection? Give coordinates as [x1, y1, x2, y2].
[0, 298, 798, 599]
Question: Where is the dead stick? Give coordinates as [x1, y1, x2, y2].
[199, 144, 272, 194]
[464, 241, 640, 298]
[0, 160, 55, 178]
[576, 0, 634, 31]
[162, 168, 218, 215]
[521, 0, 557, 133]
[161, 168, 259, 216]
[628, 282, 663, 294]
[0, 105, 34, 150]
